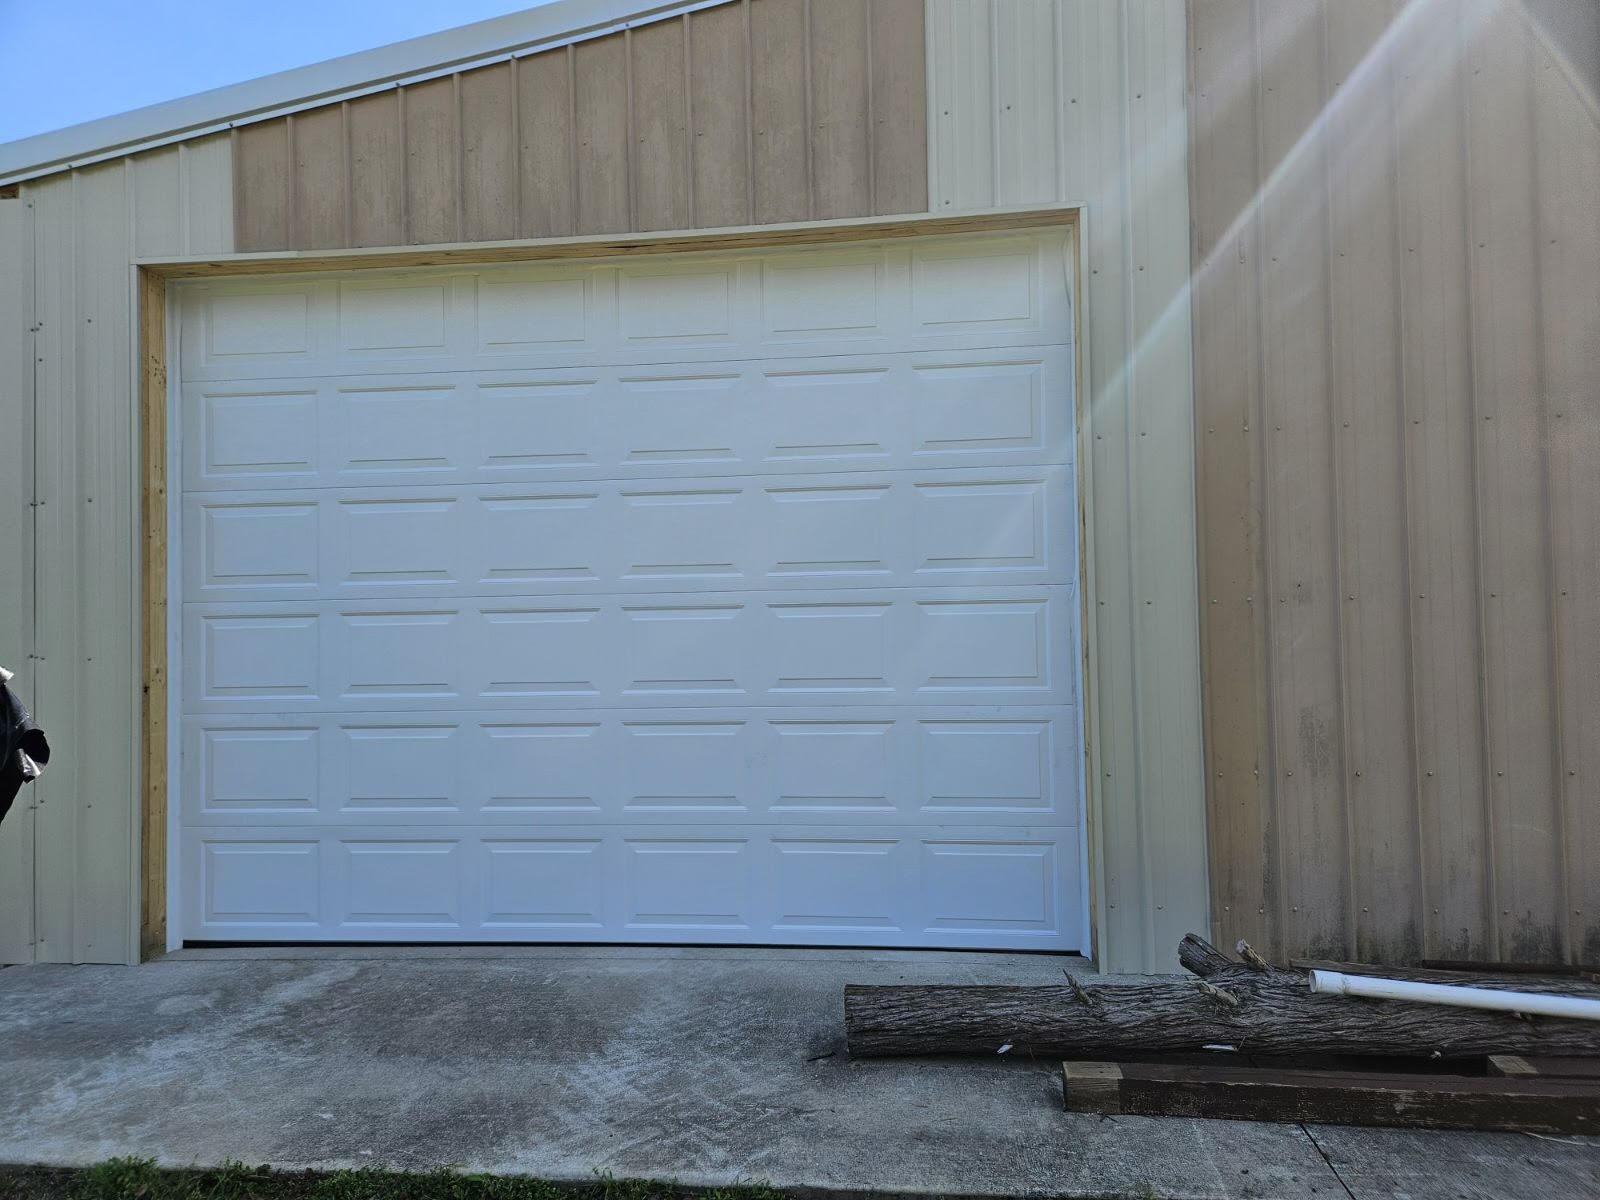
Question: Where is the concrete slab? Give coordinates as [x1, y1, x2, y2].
[0, 949, 1595, 1199]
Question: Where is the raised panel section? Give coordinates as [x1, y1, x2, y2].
[618, 266, 737, 343]
[770, 722, 895, 811]
[918, 600, 1051, 692]
[921, 720, 1052, 812]
[197, 728, 319, 814]
[336, 610, 460, 700]
[194, 502, 318, 593]
[623, 722, 747, 810]
[338, 386, 459, 475]
[624, 839, 750, 929]
[476, 607, 602, 698]
[194, 613, 319, 701]
[339, 840, 461, 926]
[773, 840, 900, 931]
[914, 479, 1049, 574]
[477, 276, 590, 350]
[340, 725, 460, 812]
[482, 725, 605, 812]
[769, 602, 892, 693]
[922, 841, 1057, 933]
[206, 292, 311, 360]
[338, 282, 448, 354]
[482, 840, 605, 927]
[192, 389, 318, 484]
[624, 605, 746, 696]
[199, 841, 320, 925]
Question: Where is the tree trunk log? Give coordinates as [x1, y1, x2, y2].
[844, 968, 1600, 1059]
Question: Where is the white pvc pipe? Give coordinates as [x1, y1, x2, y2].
[1309, 969, 1600, 1022]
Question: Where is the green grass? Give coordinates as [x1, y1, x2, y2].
[0, 1160, 788, 1200]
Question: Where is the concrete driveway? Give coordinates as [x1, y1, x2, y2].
[1, 947, 1596, 1199]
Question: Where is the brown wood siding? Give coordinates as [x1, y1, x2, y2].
[231, 0, 927, 251]
[1190, 0, 1600, 964]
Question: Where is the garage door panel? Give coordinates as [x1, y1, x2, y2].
[183, 466, 1075, 601]
[180, 348, 1073, 493]
[176, 230, 1083, 951]
[179, 233, 1072, 383]
[180, 706, 1078, 828]
[182, 586, 1074, 712]
[181, 822, 1080, 946]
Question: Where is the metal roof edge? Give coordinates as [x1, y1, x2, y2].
[0, 0, 716, 185]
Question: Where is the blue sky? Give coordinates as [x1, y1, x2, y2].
[0, 1, 550, 144]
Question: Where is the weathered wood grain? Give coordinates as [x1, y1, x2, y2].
[1062, 1060, 1600, 1134]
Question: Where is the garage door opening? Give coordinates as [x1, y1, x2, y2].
[170, 228, 1084, 950]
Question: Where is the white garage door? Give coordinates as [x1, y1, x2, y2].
[174, 229, 1082, 949]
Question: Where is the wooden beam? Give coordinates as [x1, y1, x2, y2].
[1062, 1061, 1600, 1134]
[138, 267, 167, 962]
[1487, 1055, 1600, 1079]
[135, 206, 1077, 278]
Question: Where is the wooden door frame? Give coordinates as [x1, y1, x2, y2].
[135, 204, 1083, 959]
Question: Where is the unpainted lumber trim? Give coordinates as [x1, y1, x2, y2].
[138, 267, 167, 962]
[138, 206, 1077, 278]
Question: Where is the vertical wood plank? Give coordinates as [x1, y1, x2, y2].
[1464, 1, 1562, 961]
[630, 17, 692, 231]
[1534, 1, 1600, 965]
[290, 104, 348, 250]
[402, 77, 460, 245]
[1393, 0, 1491, 960]
[689, 1, 752, 227]
[750, 0, 811, 223]
[233, 118, 291, 251]
[869, 0, 929, 214]
[517, 48, 578, 238]
[574, 33, 632, 234]
[1256, 0, 1349, 959]
[1325, 0, 1423, 962]
[1189, 0, 1274, 954]
[138, 268, 166, 961]
[347, 91, 405, 247]
[809, 0, 872, 218]
[461, 63, 517, 242]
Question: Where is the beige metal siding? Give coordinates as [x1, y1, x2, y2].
[1190, 0, 1600, 964]
[0, 192, 36, 964]
[230, 0, 928, 251]
[0, 143, 233, 965]
[927, 0, 1209, 974]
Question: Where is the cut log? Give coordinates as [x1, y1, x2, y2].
[1061, 1061, 1600, 1134]
[844, 969, 1600, 1059]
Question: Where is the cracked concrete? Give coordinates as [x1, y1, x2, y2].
[1, 947, 1596, 1198]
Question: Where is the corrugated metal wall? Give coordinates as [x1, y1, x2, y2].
[0, 137, 233, 964]
[927, 0, 1209, 974]
[1191, 0, 1600, 964]
[230, 0, 927, 251]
